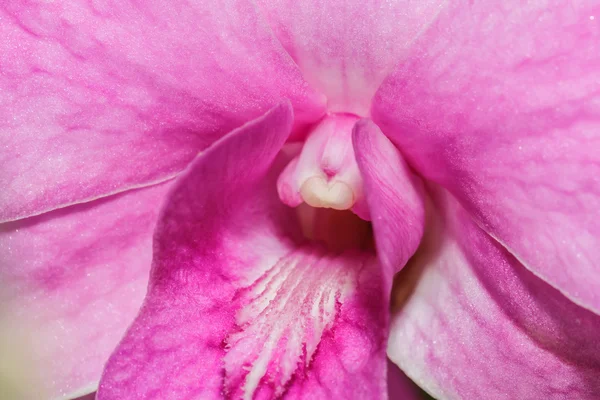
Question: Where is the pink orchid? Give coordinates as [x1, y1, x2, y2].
[1, 1, 599, 400]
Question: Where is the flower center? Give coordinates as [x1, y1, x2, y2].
[222, 114, 382, 399]
[277, 114, 369, 220]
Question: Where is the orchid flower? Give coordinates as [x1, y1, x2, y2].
[1, 1, 599, 400]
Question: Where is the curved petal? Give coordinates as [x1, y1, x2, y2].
[373, 0, 600, 312]
[353, 119, 425, 274]
[388, 187, 600, 400]
[98, 103, 390, 400]
[0, 182, 172, 399]
[0, 0, 326, 222]
[255, 0, 446, 115]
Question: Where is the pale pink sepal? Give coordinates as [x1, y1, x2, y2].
[0, 182, 172, 399]
[255, 0, 446, 116]
[373, 0, 600, 313]
[0, 0, 325, 222]
[388, 187, 600, 399]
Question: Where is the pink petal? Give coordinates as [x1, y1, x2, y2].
[0, 182, 172, 399]
[255, 0, 446, 115]
[388, 187, 600, 399]
[373, 1, 600, 313]
[98, 103, 390, 399]
[353, 119, 425, 274]
[0, 0, 326, 222]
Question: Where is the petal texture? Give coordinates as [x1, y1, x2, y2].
[388, 188, 600, 400]
[353, 119, 425, 274]
[98, 103, 389, 400]
[255, 0, 446, 115]
[373, 0, 600, 312]
[0, 0, 325, 222]
[0, 182, 172, 399]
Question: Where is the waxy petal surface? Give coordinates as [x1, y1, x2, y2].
[0, 182, 172, 399]
[0, 0, 325, 222]
[353, 119, 425, 274]
[373, 0, 600, 312]
[388, 188, 600, 400]
[255, 0, 446, 115]
[98, 104, 390, 400]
